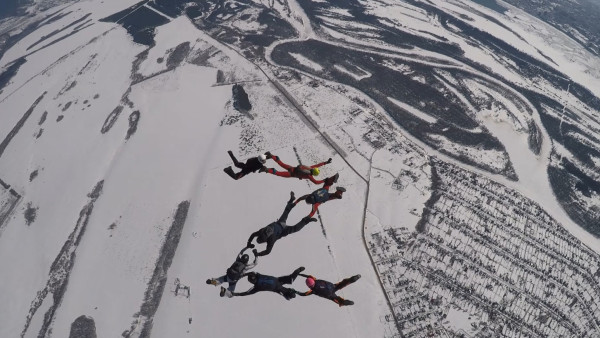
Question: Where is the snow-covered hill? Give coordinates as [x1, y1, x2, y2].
[1, 0, 600, 337]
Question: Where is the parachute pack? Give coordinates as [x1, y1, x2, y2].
[306, 188, 330, 204]
[259, 222, 283, 241]
[226, 261, 246, 280]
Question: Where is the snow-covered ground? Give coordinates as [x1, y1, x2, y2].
[0, 7, 398, 337]
[2, 0, 600, 336]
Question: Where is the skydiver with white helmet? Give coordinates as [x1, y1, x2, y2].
[223, 150, 269, 180]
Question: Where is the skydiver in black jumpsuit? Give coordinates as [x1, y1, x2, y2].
[220, 267, 305, 300]
[246, 192, 317, 257]
[224, 151, 268, 180]
[296, 273, 361, 306]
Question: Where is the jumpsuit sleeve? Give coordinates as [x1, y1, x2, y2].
[233, 287, 258, 297]
[245, 256, 258, 270]
[308, 203, 320, 218]
[296, 289, 313, 296]
[308, 175, 325, 185]
[294, 194, 309, 205]
[255, 238, 274, 256]
[247, 231, 259, 247]
[310, 161, 328, 168]
[237, 247, 248, 259]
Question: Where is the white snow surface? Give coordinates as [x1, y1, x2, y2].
[289, 52, 323, 71]
[2, 0, 600, 336]
[387, 97, 437, 124]
[0, 4, 394, 337]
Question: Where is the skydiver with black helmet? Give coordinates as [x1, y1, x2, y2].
[206, 247, 258, 295]
[220, 267, 305, 300]
[246, 191, 317, 257]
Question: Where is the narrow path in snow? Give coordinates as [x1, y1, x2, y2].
[361, 149, 402, 333]
[558, 82, 571, 161]
[143, 3, 174, 21]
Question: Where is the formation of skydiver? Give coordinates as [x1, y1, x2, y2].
[207, 151, 360, 307]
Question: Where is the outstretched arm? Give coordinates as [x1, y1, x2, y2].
[310, 158, 331, 169]
[296, 274, 316, 296]
[232, 287, 258, 297]
[247, 231, 259, 248]
[294, 195, 309, 205]
[255, 239, 274, 256]
[237, 247, 249, 258]
[295, 289, 313, 296]
[245, 255, 258, 270]
[308, 175, 325, 185]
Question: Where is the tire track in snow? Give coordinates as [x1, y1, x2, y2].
[123, 201, 190, 338]
[0, 92, 46, 235]
[20, 180, 104, 338]
[0, 0, 151, 105]
[0, 28, 117, 105]
[0, 178, 21, 236]
[558, 82, 571, 161]
[0, 91, 46, 159]
[143, 3, 174, 21]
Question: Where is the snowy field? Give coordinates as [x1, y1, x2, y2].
[0, 7, 397, 337]
[1, 0, 600, 337]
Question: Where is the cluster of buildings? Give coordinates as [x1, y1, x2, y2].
[369, 159, 600, 337]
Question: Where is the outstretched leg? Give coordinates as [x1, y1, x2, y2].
[307, 203, 320, 218]
[227, 280, 238, 292]
[334, 274, 361, 291]
[277, 192, 296, 223]
[224, 166, 238, 179]
[265, 168, 292, 178]
[224, 166, 246, 180]
[280, 216, 317, 238]
[277, 267, 305, 285]
[320, 173, 339, 187]
[271, 155, 293, 170]
[227, 286, 258, 297]
[308, 175, 325, 185]
[333, 296, 354, 307]
[228, 151, 243, 168]
[206, 275, 227, 286]
[329, 187, 346, 200]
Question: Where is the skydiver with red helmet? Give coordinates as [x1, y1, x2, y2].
[296, 273, 361, 306]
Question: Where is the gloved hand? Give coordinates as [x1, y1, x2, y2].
[326, 158, 332, 164]
[283, 289, 296, 300]
[247, 243, 255, 249]
[252, 249, 258, 257]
